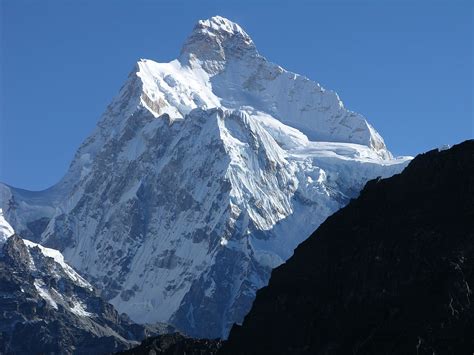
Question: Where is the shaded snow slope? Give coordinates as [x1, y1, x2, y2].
[0, 16, 411, 338]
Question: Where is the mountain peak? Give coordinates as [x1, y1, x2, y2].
[199, 16, 249, 37]
[180, 16, 257, 67]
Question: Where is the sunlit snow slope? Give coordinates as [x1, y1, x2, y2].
[0, 16, 411, 338]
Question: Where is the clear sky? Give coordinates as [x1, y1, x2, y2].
[0, 0, 472, 190]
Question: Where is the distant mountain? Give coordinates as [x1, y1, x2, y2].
[220, 140, 474, 354]
[0, 210, 173, 354]
[0, 16, 410, 338]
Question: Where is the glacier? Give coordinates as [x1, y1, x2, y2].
[0, 16, 411, 338]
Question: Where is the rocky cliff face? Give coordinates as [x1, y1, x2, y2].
[221, 140, 474, 354]
[0, 16, 410, 338]
[0, 212, 173, 354]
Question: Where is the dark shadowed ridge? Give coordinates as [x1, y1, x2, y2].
[116, 332, 222, 355]
[222, 140, 474, 354]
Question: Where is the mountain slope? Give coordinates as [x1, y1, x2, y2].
[0, 211, 173, 354]
[0, 16, 410, 338]
[221, 140, 474, 354]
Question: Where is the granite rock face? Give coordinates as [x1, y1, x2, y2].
[222, 140, 474, 354]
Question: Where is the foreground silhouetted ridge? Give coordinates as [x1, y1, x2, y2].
[117, 333, 222, 355]
[121, 140, 474, 354]
[223, 140, 474, 354]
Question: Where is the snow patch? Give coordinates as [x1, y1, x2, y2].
[438, 144, 451, 151]
[34, 280, 58, 309]
[69, 300, 94, 317]
[0, 209, 14, 245]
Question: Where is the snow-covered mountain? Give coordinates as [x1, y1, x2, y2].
[0, 16, 411, 338]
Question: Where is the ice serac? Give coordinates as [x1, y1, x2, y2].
[0, 16, 411, 338]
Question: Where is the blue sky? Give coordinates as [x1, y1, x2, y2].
[1, 0, 472, 190]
